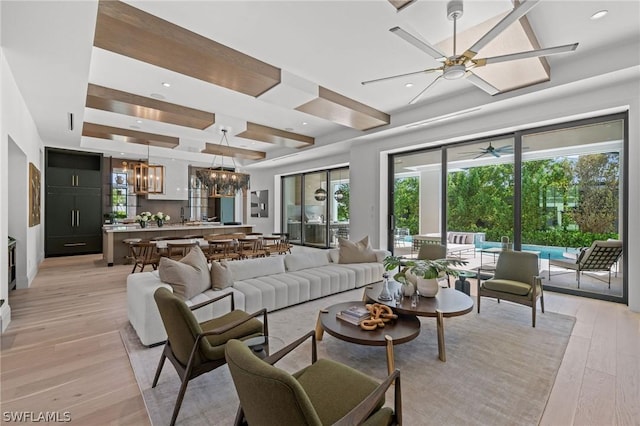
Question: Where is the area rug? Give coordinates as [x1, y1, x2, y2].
[121, 289, 575, 426]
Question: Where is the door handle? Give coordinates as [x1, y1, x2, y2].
[63, 242, 87, 247]
[71, 210, 75, 227]
[76, 210, 80, 227]
[75, 175, 79, 186]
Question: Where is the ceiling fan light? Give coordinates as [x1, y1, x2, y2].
[443, 65, 466, 80]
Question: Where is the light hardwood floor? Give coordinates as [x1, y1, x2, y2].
[1, 254, 639, 425]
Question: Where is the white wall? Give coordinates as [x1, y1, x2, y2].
[1, 52, 45, 330]
[256, 74, 640, 312]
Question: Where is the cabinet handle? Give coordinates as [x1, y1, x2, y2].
[71, 211, 75, 227]
[63, 242, 87, 247]
[76, 210, 80, 227]
[76, 175, 79, 186]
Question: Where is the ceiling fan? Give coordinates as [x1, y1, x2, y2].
[362, 0, 579, 104]
[461, 142, 514, 159]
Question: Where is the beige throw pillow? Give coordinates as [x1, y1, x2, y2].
[158, 245, 210, 300]
[211, 260, 234, 290]
[338, 236, 377, 264]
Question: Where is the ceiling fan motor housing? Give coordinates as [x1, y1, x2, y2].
[447, 0, 464, 21]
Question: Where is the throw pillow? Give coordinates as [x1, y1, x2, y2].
[211, 260, 234, 290]
[338, 236, 377, 264]
[158, 245, 210, 300]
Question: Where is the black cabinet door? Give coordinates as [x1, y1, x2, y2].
[46, 168, 101, 188]
[75, 192, 102, 236]
[45, 192, 76, 237]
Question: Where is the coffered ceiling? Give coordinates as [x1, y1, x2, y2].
[2, 0, 639, 169]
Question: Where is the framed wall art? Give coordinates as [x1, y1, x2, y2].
[29, 162, 41, 227]
[250, 190, 268, 218]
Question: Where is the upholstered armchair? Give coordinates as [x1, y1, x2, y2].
[152, 287, 267, 426]
[225, 330, 402, 426]
[477, 250, 544, 327]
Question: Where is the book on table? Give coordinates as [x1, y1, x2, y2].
[341, 305, 370, 319]
[336, 312, 370, 326]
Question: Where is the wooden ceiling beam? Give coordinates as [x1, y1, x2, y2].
[86, 84, 215, 129]
[82, 122, 179, 149]
[237, 122, 314, 148]
[296, 87, 390, 131]
[94, 0, 281, 97]
[202, 143, 266, 161]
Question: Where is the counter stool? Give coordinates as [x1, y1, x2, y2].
[166, 241, 198, 260]
[123, 238, 142, 264]
[131, 241, 161, 273]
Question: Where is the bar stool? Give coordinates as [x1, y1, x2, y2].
[123, 238, 142, 264]
[130, 241, 161, 273]
[166, 241, 198, 260]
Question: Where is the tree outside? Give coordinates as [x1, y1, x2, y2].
[393, 177, 419, 235]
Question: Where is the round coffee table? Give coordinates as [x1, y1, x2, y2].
[315, 301, 420, 374]
[364, 282, 473, 362]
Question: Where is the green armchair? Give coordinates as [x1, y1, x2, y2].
[477, 250, 544, 327]
[225, 330, 402, 426]
[152, 287, 267, 426]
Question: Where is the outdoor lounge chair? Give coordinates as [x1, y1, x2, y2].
[548, 240, 622, 288]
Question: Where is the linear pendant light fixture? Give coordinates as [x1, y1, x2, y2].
[133, 143, 164, 195]
[198, 129, 250, 198]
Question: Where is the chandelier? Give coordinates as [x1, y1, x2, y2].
[133, 144, 164, 195]
[198, 129, 250, 197]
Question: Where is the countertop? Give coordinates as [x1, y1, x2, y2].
[102, 223, 253, 233]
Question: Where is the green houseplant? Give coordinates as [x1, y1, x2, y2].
[383, 255, 467, 297]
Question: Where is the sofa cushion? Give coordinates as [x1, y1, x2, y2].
[158, 245, 210, 300]
[210, 260, 233, 290]
[284, 252, 330, 272]
[483, 279, 531, 296]
[338, 236, 377, 264]
[226, 256, 286, 281]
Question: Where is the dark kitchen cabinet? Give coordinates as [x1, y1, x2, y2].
[45, 148, 103, 257]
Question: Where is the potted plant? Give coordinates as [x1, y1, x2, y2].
[135, 211, 152, 228]
[152, 212, 170, 227]
[383, 255, 468, 297]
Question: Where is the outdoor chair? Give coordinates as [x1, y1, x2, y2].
[225, 330, 402, 426]
[152, 287, 267, 426]
[548, 240, 622, 288]
[478, 250, 544, 327]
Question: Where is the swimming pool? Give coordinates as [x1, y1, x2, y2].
[480, 242, 579, 260]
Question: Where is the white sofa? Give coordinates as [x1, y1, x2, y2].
[127, 249, 388, 346]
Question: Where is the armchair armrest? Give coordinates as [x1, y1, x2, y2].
[190, 291, 235, 312]
[199, 308, 268, 338]
[334, 369, 402, 426]
[263, 330, 317, 365]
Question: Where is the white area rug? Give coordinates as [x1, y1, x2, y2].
[121, 288, 575, 426]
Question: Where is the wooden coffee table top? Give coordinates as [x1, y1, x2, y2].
[318, 301, 421, 346]
[365, 281, 474, 318]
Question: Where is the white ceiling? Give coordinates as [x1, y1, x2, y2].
[2, 0, 639, 169]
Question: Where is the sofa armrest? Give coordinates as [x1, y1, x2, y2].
[127, 272, 172, 346]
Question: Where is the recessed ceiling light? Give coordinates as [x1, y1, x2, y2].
[150, 93, 165, 100]
[590, 10, 608, 20]
[405, 83, 414, 88]
[161, 82, 171, 87]
[120, 152, 125, 156]
[302, 122, 308, 126]
[136, 119, 143, 124]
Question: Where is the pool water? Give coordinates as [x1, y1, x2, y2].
[480, 242, 579, 260]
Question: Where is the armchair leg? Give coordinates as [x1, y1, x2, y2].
[151, 348, 167, 388]
[170, 378, 190, 426]
[532, 305, 536, 328]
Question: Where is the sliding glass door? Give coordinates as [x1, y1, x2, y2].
[281, 167, 349, 248]
[388, 113, 627, 303]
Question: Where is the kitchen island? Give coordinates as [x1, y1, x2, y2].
[102, 223, 254, 266]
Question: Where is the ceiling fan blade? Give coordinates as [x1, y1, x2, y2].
[361, 67, 442, 85]
[465, 72, 500, 95]
[464, 0, 540, 60]
[475, 43, 579, 66]
[494, 145, 513, 152]
[491, 150, 501, 158]
[409, 75, 443, 105]
[390, 26, 447, 62]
